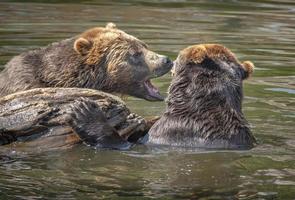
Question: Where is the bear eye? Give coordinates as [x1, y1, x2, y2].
[129, 48, 142, 57]
[132, 51, 142, 57]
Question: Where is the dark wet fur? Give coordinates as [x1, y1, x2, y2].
[67, 98, 132, 150]
[148, 52, 256, 149]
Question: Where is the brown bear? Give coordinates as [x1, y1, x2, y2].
[53, 44, 256, 150]
[0, 23, 172, 101]
[147, 44, 256, 149]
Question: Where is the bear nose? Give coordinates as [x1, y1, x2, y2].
[163, 56, 172, 65]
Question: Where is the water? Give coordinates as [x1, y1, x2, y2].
[0, 0, 295, 199]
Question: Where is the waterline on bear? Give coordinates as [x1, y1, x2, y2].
[143, 134, 253, 150]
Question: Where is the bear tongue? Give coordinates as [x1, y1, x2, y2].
[144, 80, 164, 100]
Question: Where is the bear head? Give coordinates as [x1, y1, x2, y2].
[171, 44, 254, 112]
[73, 23, 173, 101]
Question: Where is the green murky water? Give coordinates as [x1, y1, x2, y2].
[0, 0, 294, 199]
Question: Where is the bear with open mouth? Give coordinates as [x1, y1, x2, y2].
[0, 23, 172, 101]
[0, 23, 173, 149]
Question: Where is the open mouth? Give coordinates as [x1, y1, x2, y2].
[143, 79, 164, 101]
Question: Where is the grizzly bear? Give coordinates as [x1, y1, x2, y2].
[0, 23, 172, 101]
[147, 44, 256, 149]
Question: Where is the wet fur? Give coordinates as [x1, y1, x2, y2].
[148, 44, 256, 149]
[67, 99, 132, 150]
[0, 24, 171, 100]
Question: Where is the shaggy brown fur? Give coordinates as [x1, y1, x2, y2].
[147, 44, 256, 149]
[0, 23, 172, 101]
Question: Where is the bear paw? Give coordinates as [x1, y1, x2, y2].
[67, 97, 106, 128]
[118, 113, 147, 142]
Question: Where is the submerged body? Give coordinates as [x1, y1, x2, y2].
[148, 44, 256, 149]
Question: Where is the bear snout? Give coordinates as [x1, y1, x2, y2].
[161, 56, 173, 65]
[151, 55, 173, 77]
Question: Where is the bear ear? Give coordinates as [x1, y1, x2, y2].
[74, 37, 93, 56]
[106, 22, 117, 29]
[241, 61, 254, 79]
